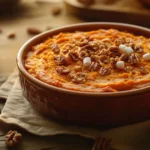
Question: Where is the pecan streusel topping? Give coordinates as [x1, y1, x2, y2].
[25, 29, 150, 92]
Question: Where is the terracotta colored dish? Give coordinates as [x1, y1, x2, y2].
[17, 23, 150, 126]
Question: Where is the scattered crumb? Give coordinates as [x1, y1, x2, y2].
[51, 7, 62, 16]
[27, 27, 42, 35]
[7, 32, 16, 39]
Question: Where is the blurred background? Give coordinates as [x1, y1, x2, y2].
[0, 0, 150, 82]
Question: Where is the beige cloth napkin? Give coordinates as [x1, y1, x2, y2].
[0, 69, 150, 150]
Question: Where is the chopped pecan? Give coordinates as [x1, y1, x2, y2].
[99, 55, 110, 64]
[81, 41, 99, 52]
[74, 65, 82, 71]
[89, 41, 99, 51]
[114, 37, 126, 46]
[99, 44, 106, 50]
[109, 46, 119, 52]
[68, 51, 79, 61]
[69, 72, 86, 84]
[88, 62, 100, 71]
[127, 42, 135, 49]
[91, 55, 100, 61]
[27, 27, 42, 35]
[134, 45, 143, 53]
[101, 38, 111, 43]
[110, 57, 118, 69]
[62, 49, 69, 54]
[101, 38, 112, 48]
[138, 67, 148, 75]
[7, 32, 16, 39]
[120, 53, 128, 61]
[98, 49, 108, 55]
[79, 51, 89, 60]
[109, 46, 121, 57]
[54, 55, 67, 65]
[99, 67, 111, 76]
[128, 53, 139, 65]
[5, 130, 22, 147]
[79, 38, 89, 47]
[64, 45, 74, 54]
[51, 43, 60, 54]
[125, 66, 133, 72]
[125, 38, 133, 43]
[56, 67, 70, 74]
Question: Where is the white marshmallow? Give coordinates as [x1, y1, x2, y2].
[83, 57, 92, 67]
[116, 61, 125, 69]
[124, 47, 134, 55]
[119, 44, 127, 52]
[143, 53, 150, 61]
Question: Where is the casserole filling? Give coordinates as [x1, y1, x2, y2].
[25, 29, 150, 92]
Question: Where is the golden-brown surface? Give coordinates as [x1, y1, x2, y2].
[25, 29, 150, 92]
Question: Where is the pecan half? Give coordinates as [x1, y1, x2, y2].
[109, 46, 121, 57]
[109, 46, 119, 52]
[88, 62, 100, 71]
[69, 72, 86, 84]
[56, 67, 70, 74]
[99, 67, 111, 76]
[5, 130, 22, 147]
[128, 53, 139, 65]
[51, 43, 60, 54]
[68, 51, 79, 61]
[120, 53, 128, 61]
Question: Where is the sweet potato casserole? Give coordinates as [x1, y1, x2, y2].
[25, 29, 150, 92]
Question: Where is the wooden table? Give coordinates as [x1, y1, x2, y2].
[0, 1, 95, 149]
[0, 0, 149, 149]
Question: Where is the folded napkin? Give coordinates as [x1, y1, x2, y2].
[0, 69, 150, 150]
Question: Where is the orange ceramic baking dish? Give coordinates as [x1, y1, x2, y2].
[17, 23, 150, 126]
